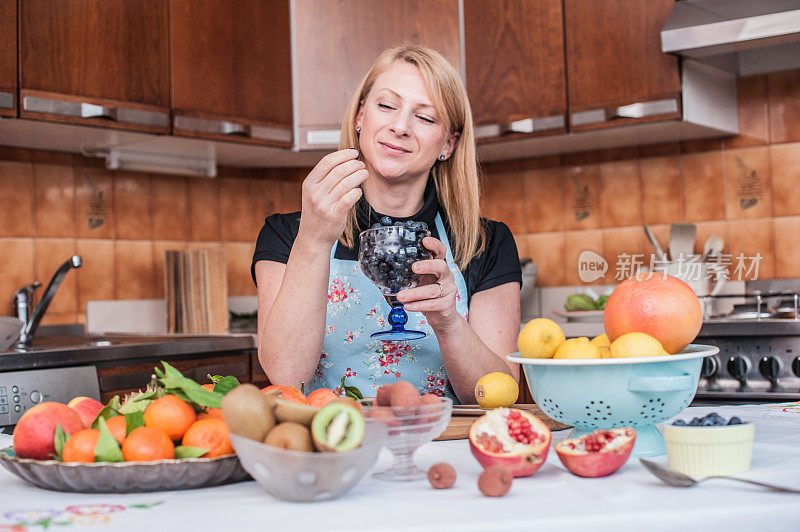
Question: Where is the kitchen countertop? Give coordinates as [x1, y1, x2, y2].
[0, 402, 797, 530]
[0, 333, 256, 372]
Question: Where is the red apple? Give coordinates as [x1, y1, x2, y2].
[67, 396, 104, 427]
[13, 402, 85, 460]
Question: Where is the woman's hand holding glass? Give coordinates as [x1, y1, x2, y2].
[397, 236, 461, 331]
[298, 148, 369, 247]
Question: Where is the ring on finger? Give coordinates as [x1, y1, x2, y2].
[434, 281, 444, 298]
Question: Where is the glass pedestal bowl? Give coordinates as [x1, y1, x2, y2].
[358, 224, 431, 341]
[361, 396, 453, 481]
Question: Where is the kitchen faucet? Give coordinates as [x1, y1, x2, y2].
[12, 255, 82, 346]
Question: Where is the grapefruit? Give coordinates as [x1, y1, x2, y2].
[603, 273, 702, 354]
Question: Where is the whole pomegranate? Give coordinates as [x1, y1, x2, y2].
[604, 273, 702, 354]
[468, 408, 551, 477]
[555, 428, 636, 478]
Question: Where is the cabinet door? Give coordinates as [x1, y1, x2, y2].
[19, 0, 170, 132]
[293, 0, 461, 149]
[464, 0, 566, 141]
[0, 0, 16, 117]
[170, 0, 293, 147]
[564, 0, 681, 131]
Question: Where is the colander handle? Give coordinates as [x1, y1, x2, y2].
[628, 374, 694, 392]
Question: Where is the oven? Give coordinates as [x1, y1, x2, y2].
[694, 290, 800, 402]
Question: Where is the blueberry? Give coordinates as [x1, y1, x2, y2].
[371, 222, 382, 229]
[380, 216, 393, 226]
[727, 417, 743, 425]
[672, 419, 687, 426]
[689, 417, 702, 426]
[701, 418, 717, 426]
[405, 246, 417, 258]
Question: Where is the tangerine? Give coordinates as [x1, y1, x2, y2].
[197, 408, 224, 420]
[182, 418, 233, 458]
[105, 415, 128, 444]
[143, 394, 197, 441]
[306, 388, 339, 408]
[62, 428, 100, 463]
[201, 383, 215, 391]
[122, 426, 175, 461]
[260, 385, 308, 405]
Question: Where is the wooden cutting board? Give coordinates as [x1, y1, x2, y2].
[434, 404, 571, 441]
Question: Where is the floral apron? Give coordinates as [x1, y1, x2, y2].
[309, 213, 469, 401]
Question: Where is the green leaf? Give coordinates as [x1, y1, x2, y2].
[124, 411, 145, 435]
[212, 376, 240, 396]
[340, 375, 363, 400]
[94, 418, 123, 463]
[160, 361, 186, 379]
[207, 374, 222, 384]
[130, 501, 165, 509]
[90, 396, 121, 429]
[53, 424, 68, 460]
[175, 446, 209, 459]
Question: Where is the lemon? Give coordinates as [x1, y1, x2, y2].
[609, 332, 670, 358]
[474, 372, 519, 408]
[553, 337, 602, 359]
[518, 318, 566, 359]
[590, 333, 611, 358]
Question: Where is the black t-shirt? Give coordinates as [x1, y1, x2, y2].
[251, 180, 522, 304]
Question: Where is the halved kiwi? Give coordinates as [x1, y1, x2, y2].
[311, 402, 365, 452]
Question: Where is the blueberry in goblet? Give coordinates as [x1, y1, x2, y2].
[359, 222, 431, 341]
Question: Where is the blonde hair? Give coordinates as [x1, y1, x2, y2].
[338, 44, 485, 270]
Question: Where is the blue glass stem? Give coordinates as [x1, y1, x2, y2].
[387, 304, 408, 332]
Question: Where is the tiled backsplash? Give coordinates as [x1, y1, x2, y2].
[0, 149, 305, 326]
[483, 70, 800, 286]
[1, 70, 799, 325]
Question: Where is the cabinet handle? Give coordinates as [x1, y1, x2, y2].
[571, 98, 678, 127]
[305, 129, 341, 146]
[0, 91, 13, 109]
[474, 115, 564, 140]
[175, 115, 291, 143]
[23, 96, 168, 127]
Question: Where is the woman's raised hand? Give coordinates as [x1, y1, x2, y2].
[397, 236, 461, 331]
[297, 149, 369, 247]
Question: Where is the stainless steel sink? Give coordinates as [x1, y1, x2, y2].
[10, 336, 120, 352]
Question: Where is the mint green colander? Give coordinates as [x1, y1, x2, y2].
[507, 344, 719, 457]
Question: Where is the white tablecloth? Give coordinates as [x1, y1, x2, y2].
[1, 403, 799, 531]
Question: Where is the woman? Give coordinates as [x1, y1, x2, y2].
[252, 44, 521, 403]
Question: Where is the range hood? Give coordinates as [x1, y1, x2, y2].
[662, 0, 800, 76]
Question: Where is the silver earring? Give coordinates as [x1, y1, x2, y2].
[356, 126, 361, 133]
[439, 154, 446, 160]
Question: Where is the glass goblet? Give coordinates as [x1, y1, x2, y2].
[358, 225, 431, 341]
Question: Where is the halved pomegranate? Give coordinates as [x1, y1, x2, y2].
[555, 428, 636, 478]
[468, 408, 551, 478]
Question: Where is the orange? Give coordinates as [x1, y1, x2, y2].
[143, 394, 197, 441]
[201, 383, 215, 391]
[105, 415, 128, 444]
[197, 408, 224, 420]
[306, 388, 339, 408]
[62, 428, 100, 463]
[122, 426, 175, 461]
[604, 273, 702, 354]
[260, 385, 308, 405]
[182, 418, 233, 458]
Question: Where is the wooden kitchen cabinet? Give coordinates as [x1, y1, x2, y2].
[170, 0, 293, 147]
[19, 0, 170, 133]
[464, 0, 566, 141]
[292, 0, 461, 149]
[0, 0, 16, 117]
[564, 0, 681, 131]
[96, 353, 252, 403]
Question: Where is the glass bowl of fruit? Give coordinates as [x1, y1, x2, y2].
[662, 413, 754, 477]
[361, 382, 453, 481]
[359, 218, 431, 341]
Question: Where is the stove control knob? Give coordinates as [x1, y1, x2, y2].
[792, 357, 800, 378]
[727, 356, 750, 383]
[701, 356, 718, 378]
[759, 357, 781, 382]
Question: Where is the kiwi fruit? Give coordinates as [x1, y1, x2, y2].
[263, 422, 314, 452]
[311, 403, 365, 452]
[221, 383, 276, 442]
[273, 397, 320, 426]
[375, 383, 394, 406]
[333, 396, 363, 413]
